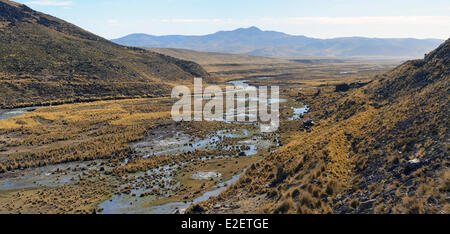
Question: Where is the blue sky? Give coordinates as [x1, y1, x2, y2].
[17, 0, 450, 39]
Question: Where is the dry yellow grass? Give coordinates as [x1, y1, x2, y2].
[0, 98, 176, 172]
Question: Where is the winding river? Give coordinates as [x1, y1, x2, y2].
[97, 77, 308, 214]
[0, 77, 309, 214]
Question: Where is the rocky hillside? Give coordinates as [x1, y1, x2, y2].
[0, 0, 211, 108]
[197, 39, 449, 214]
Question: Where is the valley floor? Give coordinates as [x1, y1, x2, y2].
[0, 57, 416, 214]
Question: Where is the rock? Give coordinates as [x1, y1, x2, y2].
[303, 119, 314, 127]
[392, 157, 400, 165]
[172, 209, 180, 214]
[409, 158, 421, 164]
[359, 199, 376, 211]
[427, 197, 437, 205]
[190, 204, 205, 213]
[344, 132, 353, 139]
[404, 158, 422, 175]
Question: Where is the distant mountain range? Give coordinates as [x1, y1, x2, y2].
[112, 27, 444, 58]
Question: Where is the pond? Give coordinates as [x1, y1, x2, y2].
[0, 107, 37, 121]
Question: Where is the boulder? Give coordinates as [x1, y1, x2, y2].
[404, 158, 422, 175]
[303, 119, 315, 127]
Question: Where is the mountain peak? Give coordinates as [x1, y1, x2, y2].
[237, 26, 262, 32]
[247, 26, 262, 31]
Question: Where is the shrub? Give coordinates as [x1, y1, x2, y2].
[299, 191, 314, 209]
[349, 198, 359, 209]
[291, 189, 300, 200]
[274, 198, 294, 214]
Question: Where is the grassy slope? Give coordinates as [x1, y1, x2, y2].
[0, 0, 211, 108]
[199, 39, 449, 214]
[147, 48, 290, 65]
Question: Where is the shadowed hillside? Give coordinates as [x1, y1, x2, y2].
[0, 0, 211, 108]
[196, 39, 449, 214]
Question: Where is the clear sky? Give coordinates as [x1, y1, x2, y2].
[16, 0, 450, 39]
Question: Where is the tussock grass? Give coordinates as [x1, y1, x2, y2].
[0, 98, 174, 171]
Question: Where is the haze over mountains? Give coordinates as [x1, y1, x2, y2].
[112, 27, 443, 58]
